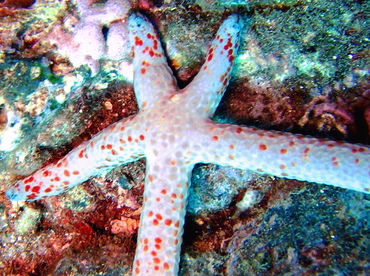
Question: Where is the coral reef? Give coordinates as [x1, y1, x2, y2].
[0, 0, 369, 275]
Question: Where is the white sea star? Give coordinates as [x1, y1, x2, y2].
[7, 13, 369, 275]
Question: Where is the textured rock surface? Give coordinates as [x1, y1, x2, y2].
[0, 0, 369, 275]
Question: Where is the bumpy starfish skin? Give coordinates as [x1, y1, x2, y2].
[6, 13, 370, 275]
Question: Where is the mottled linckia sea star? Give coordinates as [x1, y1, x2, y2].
[6, 13, 370, 275]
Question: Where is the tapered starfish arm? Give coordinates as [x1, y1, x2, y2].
[133, 154, 192, 276]
[128, 13, 178, 110]
[6, 116, 146, 201]
[199, 122, 370, 194]
[184, 14, 243, 118]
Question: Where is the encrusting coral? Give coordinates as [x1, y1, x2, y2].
[48, 0, 132, 75]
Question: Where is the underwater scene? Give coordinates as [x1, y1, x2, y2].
[0, 0, 369, 275]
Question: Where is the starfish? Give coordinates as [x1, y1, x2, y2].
[6, 12, 370, 275]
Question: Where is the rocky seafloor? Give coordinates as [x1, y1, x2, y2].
[0, 0, 369, 275]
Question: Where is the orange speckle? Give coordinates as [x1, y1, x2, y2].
[42, 170, 51, 177]
[155, 244, 161, 250]
[164, 263, 170, 270]
[31, 186, 40, 193]
[351, 148, 358, 153]
[111, 149, 118, 155]
[154, 237, 162, 243]
[143, 245, 149, 252]
[236, 127, 242, 134]
[332, 157, 339, 166]
[153, 258, 160, 264]
[25, 185, 30, 192]
[155, 214, 163, 220]
[174, 221, 180, 228]
[144, 238, 148, 244]
[135, 268, 140, 274]
[229, 154, 235, 160]
[141, 67, 146, 74]
[24, 176, 34, 184]
[229, 144, 235, 149]
[151, 251, 157, 256]
[359, 147, 365, 152]
[304, 147, 310, 157]
[78, 149, 84, 158]
[72, 171, 80, 175]
[148, 175, 154, 182]
[148, 211, 153, 217]
[106, 144, 112, 150]
[289, 141, 295, 147]
[291, 162, 296, 167]
[161, 189, 167, 195]
[153, 219, 159, 226]
[54, 176, 60, 181]
[135, 36, 143, 46]
[139, 134, 145, 140]
[156, 197, 161, 202]
[164, 219, 172, 226]
[171, 160, 176, 166]
[171, 193, 177, 199]
[211, 136, 219, 141]
[280, 148, 288, 154]
[44, 187, 52, 193]
[280, 164, 286, 170]
[101, 145, 106, 150]
[128, 136, 132, 142]
[27, 194, 37, 200]
[259, 144, 267, 151]
[64, 170, 70, 177]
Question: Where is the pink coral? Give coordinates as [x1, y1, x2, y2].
[48, 0, 131, 75]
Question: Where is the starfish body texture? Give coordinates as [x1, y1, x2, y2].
[6, 13, 370, 275]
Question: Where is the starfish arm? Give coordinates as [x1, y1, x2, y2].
[7, 115, 146, 201]
[133, 155, 191, 275]
[128, 13, 178, 110]
[199, 122, 370, 194]
[183, 14, 243, 117]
